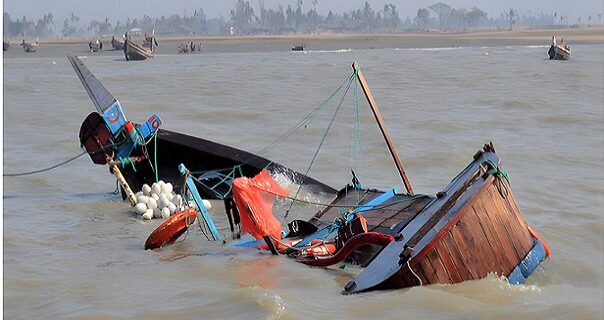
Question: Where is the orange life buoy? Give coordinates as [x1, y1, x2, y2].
[528, 225, 551, 258]
[145, 208, 198, 250]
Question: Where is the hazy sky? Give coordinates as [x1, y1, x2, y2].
[3, 0, 603, 25]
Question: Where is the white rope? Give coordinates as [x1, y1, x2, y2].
[407, 259, 423, 286]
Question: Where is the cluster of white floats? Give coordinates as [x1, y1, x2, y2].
[130, 180, 211, 220]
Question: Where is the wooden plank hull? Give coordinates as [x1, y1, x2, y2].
[344, 147, 547, 293]
[380, 176, 533, 288]
[548, 45, 570, 60]
[125, 41, 153, 61]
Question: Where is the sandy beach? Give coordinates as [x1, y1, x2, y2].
[5, 27, 603, 55]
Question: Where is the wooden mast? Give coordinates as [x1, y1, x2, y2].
[352, 62, 414, 195]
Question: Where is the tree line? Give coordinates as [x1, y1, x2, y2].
[4, 1, 603, 38]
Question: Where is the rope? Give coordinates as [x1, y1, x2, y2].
[3, 150, 88, 177]
[254, 73, 354, 157]
[285, 74, 355, 218]
[153, 133, 159, 183]
[3, 139, 125, 177]
[407, 259, 422, 286]
[485, 160, 510, 199]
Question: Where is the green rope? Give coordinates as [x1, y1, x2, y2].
[119, 156, 137, 172]
[153, 133, 159, 183]
[284, 74, 355, 219]
[485, 160, 510, 183]
[485, 160, 510, 198]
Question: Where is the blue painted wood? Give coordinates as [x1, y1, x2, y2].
[138, 114, 162, 140]
[102, 101, 127, 135]
[508, 239, 546, 284]
[292, 188, 398, 249]
[179, 164, 222, 241]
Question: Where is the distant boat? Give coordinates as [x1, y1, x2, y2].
[88, 39, 103, 52]
[124, 28, 156, 61]
[3, 40, 9, 51]
[111, 36, 124, 51]
[548, 36, 570, 60]
[177, 42, 202, 54]
[291, 45, 305, 51]
[21, 39, 38, 53]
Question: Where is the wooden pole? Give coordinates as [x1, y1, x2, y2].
[107, 155, 138, 206]
[352, 62, 414, 195]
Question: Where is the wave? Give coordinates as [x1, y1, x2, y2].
[303, 49, 353, 53]
[394, 46, 463, 51]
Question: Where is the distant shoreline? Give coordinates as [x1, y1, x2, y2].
[4, 27, 602, 56]
[24, 27, 604, 45]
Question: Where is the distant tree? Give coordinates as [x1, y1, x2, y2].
[381, 4, 400, 29]
[465, 7, 487, 27]
[230, 0, 256, 34]
[62, 12, 79, 37]
[505, 9, 517, 30]
[416, 8, 431, 30]
[34, 13, 54, 37]
[429, 2, 452, 30]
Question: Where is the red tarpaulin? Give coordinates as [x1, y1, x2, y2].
[232, 170, 289, 241]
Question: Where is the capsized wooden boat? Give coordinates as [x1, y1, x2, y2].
[88, 39, 103, 52]
[70, 56, 548, 293]
[124, 28, 155, 61]
[68, 55, 337, 200]
[548, 35, 570, 60]
[111, 36, 125, 51]
[228, 62, 549, 293]
[21, 39, 38, 53]
[177, 42, 202, 54]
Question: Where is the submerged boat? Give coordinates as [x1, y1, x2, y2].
[548, 36, 570, 60]
[70, 57, 548, 293]
[124, 28, 156, 61]
[21, 39, 38, 53]
[88, 39, 103, 52]
[69, 55, 335, 201]
[111, 36, 125, 51]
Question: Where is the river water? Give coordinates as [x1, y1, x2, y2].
[3, 43, 603, 319]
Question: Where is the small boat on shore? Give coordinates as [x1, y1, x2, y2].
[548, 36, 570, 60]
[88, 39, 103, 52]
[177, 42, 202, 54]
[21, 39, 38, 53]
[69, 57, 548, 294]
[124, 28, 156, 61]
[111, 36, 125, 51]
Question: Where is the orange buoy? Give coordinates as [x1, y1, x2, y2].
[145, 208, 198, 250]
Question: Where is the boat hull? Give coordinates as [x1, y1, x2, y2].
[344, 147, 547, 293]
[119, 128, 337, 200]
[379, 175, 534, 289]
[548, 45, 570, 60]
[125, 41, 153, 61]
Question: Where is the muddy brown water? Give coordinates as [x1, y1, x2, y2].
[3, 42, 603, 319]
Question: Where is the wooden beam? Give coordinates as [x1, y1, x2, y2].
[352, 62, 414, 195]
[107, 155, 138, 206]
